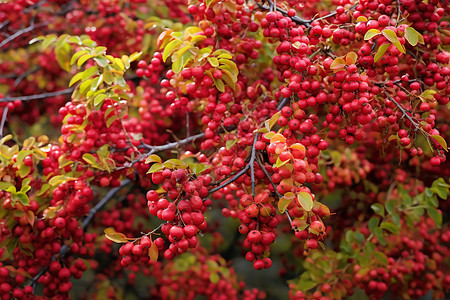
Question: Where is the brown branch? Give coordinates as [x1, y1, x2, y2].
[0, 88, 73, 103]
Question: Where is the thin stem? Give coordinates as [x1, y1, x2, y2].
[82, 179, 131, 229]
[258, 0, 312, 27]
[0, 107, 8, 140]
[0, 20, 49, 49]
[186, 112, 190, 138]
[0, 88, 73, 103]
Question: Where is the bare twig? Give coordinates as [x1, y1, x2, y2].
[0, 107, 9, 140]
[0, 88, 73, 103]
[258, 0, 312, 27]
[0, 20, 49, 49]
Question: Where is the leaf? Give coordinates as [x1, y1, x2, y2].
[213, 78, 225, 92]
[297, 192, 313, 212]
[82, 153, 98, 165]
[94, 57, 109, 67]
[163, 39, 183, 62]
[104, 228, 128, 243]
[147, 162, 164, 173]
[106, 115, 119, 128]
[420, 89, 436, 101]
[330, 57, 346, 70]
[270, 133, 286, 144]
[69, 72, 83, 87]
[79, 79, 93, 94]
[209, 272, 219, 284]
[278, 192, 295, 214]
[374, 43, 390, 63]
[380, 221, 399, 234]
[173, 51, 193, 74]
[264, 112, 280, 131]
[0, 182, 14, 191]
[368, 216, 380, 232]
[364, 29, 381, 40]
[81, 66, 98, 81]
[70, 50, 89, 65]
[15, 192, 29, 205]
[90, 75, 103, 91]
[356, 16, 368, 22]
[275, 156, 289, 168]
[427, 207, 442, 226]
[345, 52, 358, 65]
[405, 27, 420, 46]
[49, 175, 67, 186]
[430, 135, 448, 152]
[373, 227, 387, 246]
[77, 54, 93, 67]
[218, 59, 238, 78]
[371, 203, 385, 216]
[207, 57, 219, 67]
[94, 94, 107, 109]
[382, 29, 405, 53]
[129, 51, 143, 62]
[145, 154, 162, 164]
[226, 139, 237, 150]
[148, 242, 159, 261]
[374, 251, 388, 266]
[25, 211, 35, 226]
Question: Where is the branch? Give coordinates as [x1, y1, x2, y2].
[82, 179, 131, 229]
[385, 94, 420, 127]
[0, 88, 73, 103]
[28, 179, 132, 293]
[0, 107, 9, 140]
[0, 20, 49, 49]
[258, 0, 312, 27]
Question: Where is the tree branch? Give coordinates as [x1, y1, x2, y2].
[258, 0, 312, 27]
[0, 88, 73, 103]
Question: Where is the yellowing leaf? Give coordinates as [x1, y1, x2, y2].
[290, 143, 305, 152]
[297, 192, 313, 211]
[265, 111, 281, 131]
[330, 57, 346, 70]
[145, 154, 162, 164]
[207, 57, 219, 67]
[83, 153, 98, 165]
[213, 78, 225, 92]
[270, 133, 286, 144]
[405, 27, 419, 46]
[430, 135, 448, 152]
[162, 39, 182, 62]
[147, 162, 164, 173]
[374, 43, 390, 62]
[226, 139, 238, 150]
[278, 193, 294, 213]
[356, 16, 368, 22]
[345, 52, 358, 65]
[382, 29, 405, 53]
[364, 29, 381, 40]
[104, 228, 128, 243]
[148, 242, 159, 261]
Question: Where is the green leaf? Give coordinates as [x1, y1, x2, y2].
[173, 51, 193, 74]
[41, 35, 57, 50]
[90, 75, 103, 91]
[163, 39, 183, 62]
[430, 135, 448, 152]
[0, 182, 14, 191]
[427, 207, 442, 226]
[368, 216, 380, 232]
[94, 94, 107, 109]
[106, 115, 119, 128]
[364, 29, 381, 40]
[297, 280, 316, 292]
[385, 200, 395, 215]
[207, 57, 219, 67]
[82, 153, 98, 165]
[374, 43, 389, 63]
[371, 203, 385, 216]
[382, 29, 405, 53]
[209, 272, 219, 284]
[374, 251, 388, 266]
[355, 232, 365, 243]
[15, 192, 29, 205]
[94, 56, 109, 67]
[79, 79, 93, 94]
[103, 69, 114, 84]
[380, 221, 399, 234]
[81, 66, 98, 81]
[405, 27, 421, 46]
[374, 227, 387, 246]
[297, 192, 313, 212]
[225, 139, 237, 150]
[213, 78, 225, 92]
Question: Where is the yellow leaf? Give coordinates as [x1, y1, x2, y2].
[430, 135, 448, 152]
[265, 112, 281, 131]
[162, 39, 182, 62]
[345, 52, 358, 65]
[207, 57, 220, 67]
[330, 57, 346, 70]
[278, 195, 294, 213]
[364, 29, 381, 40]
[104, 228, 128, 243]
[374, 43, 390, 63]
[148, 243, 159, 261]
[290, 143, 306, 153]
[297, 192, 313, 211]
[270, 133, 286, 144]
[356, 16, 368, 22]
[145, 154, 162, 164]
[382, 29, 405, 54]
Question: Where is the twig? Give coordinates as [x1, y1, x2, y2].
[385, 94, 419, 127]
[0, 20, 49, 49]
[0, 107, 9, 140]
[82, 179, 131, 229]
[14, 67, 41, 87]
[28, 179, 132, 293]
[0, 88, 74, 103]
[258, 0, 312, 27]
[186, 112, 190, 138]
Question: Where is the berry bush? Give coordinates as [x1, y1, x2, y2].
[0, 0, 449, 299]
